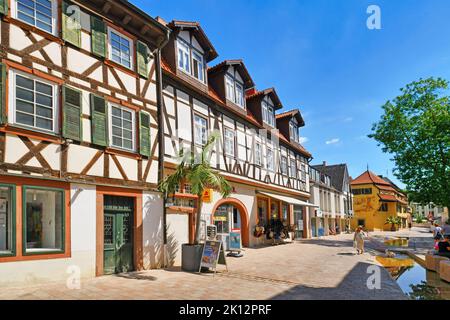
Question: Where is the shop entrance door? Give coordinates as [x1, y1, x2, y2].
[214, 204, 241, 251]
[103, 196, 134, 275]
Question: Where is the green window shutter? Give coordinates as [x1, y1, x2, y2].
[90, 94, 108, 146]
[62, 86, 82, 141]
[91, 16, 107, 58]
[0, 63, 6, 125]
[0, 0, 8, 16]
[139, 111, 151, 157]
[62, 1, 81, 48]
[137, 41, 150, 78]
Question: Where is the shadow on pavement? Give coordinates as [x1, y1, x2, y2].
[115, 272, 157, 281]
[270, 261, 407, 300]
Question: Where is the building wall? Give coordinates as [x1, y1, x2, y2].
[351, 184, 407, 231]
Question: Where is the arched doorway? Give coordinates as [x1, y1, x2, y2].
[211, 198, 249, 247]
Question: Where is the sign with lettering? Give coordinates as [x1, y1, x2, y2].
[202, 189, 213, 203]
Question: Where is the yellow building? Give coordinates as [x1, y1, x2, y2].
[350, 171, 409, 231]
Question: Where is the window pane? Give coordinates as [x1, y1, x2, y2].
[0, 187, 13, 255]
[36, 117, 52, 130]
[17, 88, 34, 102]
[36, 105, 52, 118]
[25, 188, 63, 252]
[16, 112, 34, 126]
[16, 100, 34, 114]
[36, 82, 52, 96]
[36, 93, 52, 107]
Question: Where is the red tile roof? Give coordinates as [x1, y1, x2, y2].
[379, 194, 398, 202]
[351, 170, 391, 186]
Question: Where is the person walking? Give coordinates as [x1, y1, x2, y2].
[353, 226, 366, 255]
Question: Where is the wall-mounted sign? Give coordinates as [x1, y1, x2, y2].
[316, 209, 323, 218]
[202, 189, 213, 203]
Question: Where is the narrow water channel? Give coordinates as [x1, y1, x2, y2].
[376, 255, 450, 300]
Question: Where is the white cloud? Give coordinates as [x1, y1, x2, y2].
[299, 137, 309, 144]
[344, 117, 353, 122]
[326, 138, 340, 145]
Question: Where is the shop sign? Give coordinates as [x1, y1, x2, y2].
[202, 189, 213, 203]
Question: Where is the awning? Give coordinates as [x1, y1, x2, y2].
[257, 191, 319, 208]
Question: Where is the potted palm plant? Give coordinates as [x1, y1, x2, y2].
[158, 132, 231, 272]
[385, 216, 401, 231]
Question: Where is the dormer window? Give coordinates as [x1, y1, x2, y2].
[177, 40, 191, 74]
[192, 52, 205, 82]
[177, 38, 206, 83]
[289, 120, 299, 143]
[262, 101, 275, 127]
[225, 74, 245, 108]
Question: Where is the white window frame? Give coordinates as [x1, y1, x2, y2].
[266, 148, 274, 171]
[290, 160, 297, 178]
[177, 39, 191, 74]
[262, 100, 275, 127]
[235, 82, 245, 108]
[108, 103, 136, 152]
[225, 75, 235, 102]
[194, 114, 208, 146]
[192, 50, 205, 83]
[281, 156, 288, 175]
[12, 0, 58, 36]
[224, 128, 235, 157]
[255, 143, 262, 166]
[8, 69, 59, 134]
[108, 27, 134, 70]
[290, 121, 299, 142]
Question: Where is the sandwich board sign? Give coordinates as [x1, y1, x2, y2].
[228, 230, 242, 251]
[199, 240, 228, 274]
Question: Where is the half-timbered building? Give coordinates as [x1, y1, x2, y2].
[0, 0, 170, 286]
[158, 19, 316, 265]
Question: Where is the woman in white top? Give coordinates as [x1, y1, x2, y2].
[353, 226, 367, 255]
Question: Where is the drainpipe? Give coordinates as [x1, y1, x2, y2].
[154, 30, 170, 267]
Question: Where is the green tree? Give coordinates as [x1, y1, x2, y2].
[385, 216, 402, 231]
[158, 132, 232, 244]
[370, 78, 450, 208]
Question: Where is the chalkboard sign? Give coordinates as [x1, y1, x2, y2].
[199, 240, 227, 274]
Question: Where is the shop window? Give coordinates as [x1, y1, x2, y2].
[270, 201, 280, 219]
[282, 204, 289, 222]
[214, 205, 230, 234]
[23, 187, 64, 254]
[0, 185, 15, 256]
[257, 199, 268, 226]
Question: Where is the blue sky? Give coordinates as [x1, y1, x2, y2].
[132, 0, 450, 188]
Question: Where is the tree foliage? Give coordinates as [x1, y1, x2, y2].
[370, 78, 450, 208]
[158, 132, 232, 244]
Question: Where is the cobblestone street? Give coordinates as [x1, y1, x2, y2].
[0, 232, 412, 300]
